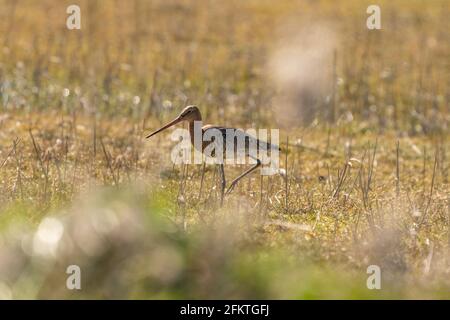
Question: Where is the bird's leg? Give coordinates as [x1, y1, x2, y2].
[225, 159, 261, 195]
[218, 164, 226, 206]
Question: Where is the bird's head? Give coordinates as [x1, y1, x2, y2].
[145, 105, 201, 139]
[178, 105, 200, 122]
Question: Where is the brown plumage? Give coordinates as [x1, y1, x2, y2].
[146, 105, 279, 205]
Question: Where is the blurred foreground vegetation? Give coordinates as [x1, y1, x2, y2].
[0, 187, 448, 299]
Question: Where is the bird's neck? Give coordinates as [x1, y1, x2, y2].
[188, 119, 202, 147]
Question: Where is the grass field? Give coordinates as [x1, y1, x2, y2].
[0, 0, 449, 299]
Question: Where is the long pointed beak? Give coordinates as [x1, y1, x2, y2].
[145, 116, 182, 139]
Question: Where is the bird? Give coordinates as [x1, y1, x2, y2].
[145, 105, 280, 205]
